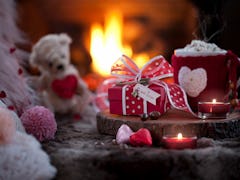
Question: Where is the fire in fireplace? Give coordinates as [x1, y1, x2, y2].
[17, 0, 198, 86]
[89, 9, 152, 77]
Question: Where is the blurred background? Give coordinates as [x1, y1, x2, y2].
[15, 0, 240, 89]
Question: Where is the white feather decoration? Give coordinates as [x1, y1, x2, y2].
[0, 0, 36, 115]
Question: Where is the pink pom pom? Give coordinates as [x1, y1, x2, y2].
[0, 107, 16, 144]
[20, 106, 57, 142]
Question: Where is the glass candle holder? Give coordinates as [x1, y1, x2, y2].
[162, 132, 197, 150]
[198, 99, 231, 119]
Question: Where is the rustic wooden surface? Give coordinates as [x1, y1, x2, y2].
[97, 109, 240, 146]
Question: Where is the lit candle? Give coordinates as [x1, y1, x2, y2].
[162, 133, 197, 150]
[198, 99, 231, 119]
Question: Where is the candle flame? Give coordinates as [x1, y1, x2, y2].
[212, 99, 217, 103]
[177, 133, 183, 140]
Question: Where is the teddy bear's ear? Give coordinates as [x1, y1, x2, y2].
[29, 45, 38, 66]
[59, 33, 72, 45]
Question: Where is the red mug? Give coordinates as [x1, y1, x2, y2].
[171, 50, 239, 112]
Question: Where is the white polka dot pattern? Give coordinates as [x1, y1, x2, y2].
[166, 83, 189, 111]
[141, 56, 174, 79]
[122, 84, 170, 115]
[107, 54, 198, 117]
[111, 54, 173, 81]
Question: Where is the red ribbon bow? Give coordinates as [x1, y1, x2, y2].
[111, 54, 173, 83]
[95, 54, 197, 117]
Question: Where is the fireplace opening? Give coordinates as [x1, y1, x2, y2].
[17, 0, 240, 91]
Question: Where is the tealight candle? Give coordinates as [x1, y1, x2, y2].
[198, 99, 231, 119]
[162, 133, 197, 150]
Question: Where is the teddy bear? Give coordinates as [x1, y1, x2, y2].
[29, 33, 97, 123]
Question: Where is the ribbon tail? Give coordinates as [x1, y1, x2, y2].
[152, 81, 171, 113]
[94, 77, 117, 112]
[160, 81, 198, 118]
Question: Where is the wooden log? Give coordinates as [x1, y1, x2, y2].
[97, 109, 240, 146]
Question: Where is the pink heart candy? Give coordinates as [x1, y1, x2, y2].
[116, 124, 133, 144]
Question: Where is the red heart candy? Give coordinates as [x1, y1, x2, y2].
[0, 91, 6, 98]
[130, 128, 152, 147]
[51, 75, 78, 99]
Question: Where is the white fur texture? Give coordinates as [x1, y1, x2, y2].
[0, 0, 36, 115]
[0, 132, 56, 180]
[0, 100, 25, 133]
[0, 1, 57, 179]
[0, 101, 56, 179]
[0, 0, 25, 44]
[29, 33, 97, 124]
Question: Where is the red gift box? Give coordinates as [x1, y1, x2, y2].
[108, 83, 170, 115]
[98, 54, 198, 118]
[172, 51, 239, 112]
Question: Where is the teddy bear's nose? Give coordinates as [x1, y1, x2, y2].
[57, 64, 64, 71]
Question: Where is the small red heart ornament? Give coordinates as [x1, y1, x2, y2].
[0, 91, 6, 98]
[9, 47, 16, 54]
[130, 128, 152, 147]
[51, 75, 78, 99]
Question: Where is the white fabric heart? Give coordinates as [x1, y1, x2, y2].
[116, 124, 134, 144]
[178, 66, 207, 97]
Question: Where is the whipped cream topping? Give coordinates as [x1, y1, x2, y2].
[174, 40, 227, 57]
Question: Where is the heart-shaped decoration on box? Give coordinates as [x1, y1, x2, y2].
[129, 128, 152, 147]
[51, 75, 78, 99]
[178, 66, 207, 97]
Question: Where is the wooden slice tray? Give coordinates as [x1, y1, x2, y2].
[97, 109, 240, 145]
